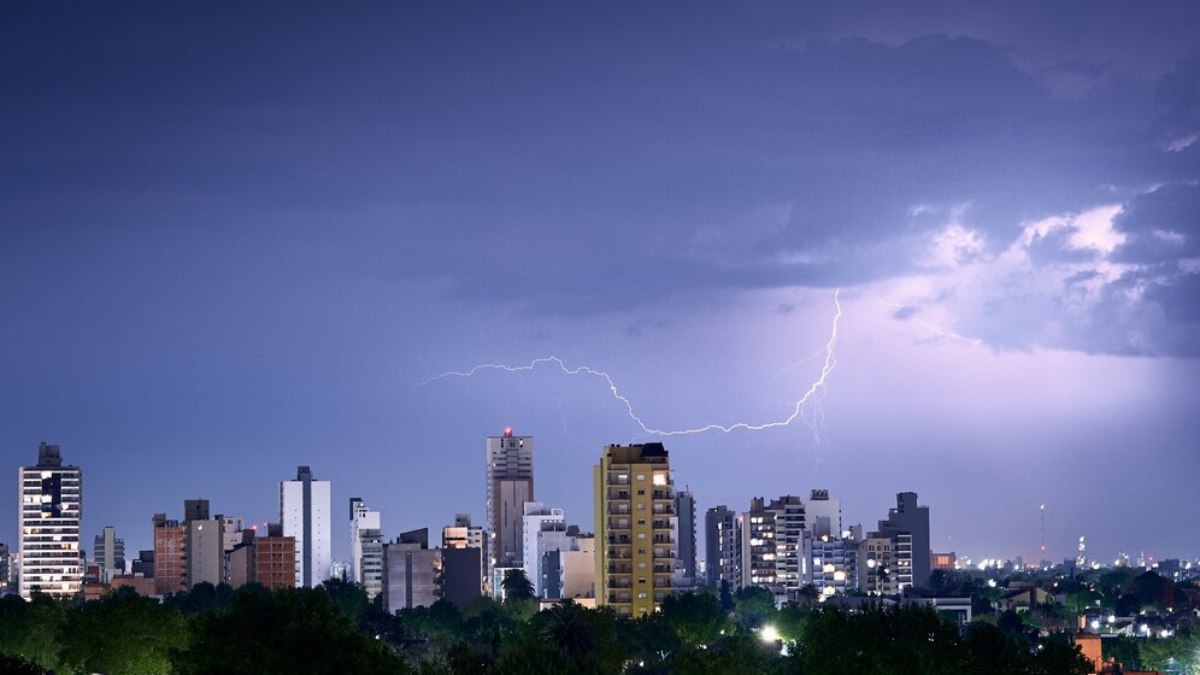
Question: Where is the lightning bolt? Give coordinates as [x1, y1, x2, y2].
[420, 289, 843, 437]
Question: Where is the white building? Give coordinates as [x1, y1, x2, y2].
[350, 498, 384, 599]
[281, 466, 331, 587]
[521, 502, 566, 598]
[19, 443, 83, 599]
[804, 489, 842, 540]
[486, 429, 533, 580]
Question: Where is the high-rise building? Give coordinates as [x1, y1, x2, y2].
[805, 489, 842, 539]
[812, 534, 858, 598]
[486, 428, 533, 582]
[349, 498, 382, 588]
[152, 513, 186, 594]
[594, 442, 676, 617]
[383, 528, 441, 612]
[443, 514, 486, 598]
[858, 535, 896, 595]
[675, 489, 697, 589]
[228, 523, 297, 591]
[875, 492, 930, 590]
[93, 526, 126, 584]
[19, 443, 83, 599]
[0, 543, 11, 594]
[741, 495, 813, 600]
[185, 515, 225, 588]
[704, 505, 741, 590]
[441, 546, 482, 611]
[521, 502, 567, 599]
[281, 466, 332, 587]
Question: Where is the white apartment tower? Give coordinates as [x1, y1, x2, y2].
[486, 428, 533, 581]
[349, 497, 384, 599]
[281, 466, 331, 587]
[521, 502, 567, 598]
[19, 443, 83, 599]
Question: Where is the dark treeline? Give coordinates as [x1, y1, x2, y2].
[0, 580, 1094, 674]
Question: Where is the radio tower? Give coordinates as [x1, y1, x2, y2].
[1039, 504, 1047, 558]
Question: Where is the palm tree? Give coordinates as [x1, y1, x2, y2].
[501, 568, 536, 602]
[537, 600, 595, 659]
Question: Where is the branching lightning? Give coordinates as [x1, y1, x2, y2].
[419, 290, 843, 437]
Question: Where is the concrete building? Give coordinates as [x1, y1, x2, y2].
[93, 526, 126, 584]
[812, 534, 859, 599]
[858, 535, 895, 595]
[675, 489, 697, 590]
[349, 498, 383, 598]
[281, 466, 332, 587]
[228, 523, 296, 590]
[543, 530, 595, 601]
[704, 505, 741, 590]
[486, 429, 533, 583]
[383, 528, 441, 612]
[741, 495, 813, 601]
[805, 489, 842, 539]
[521, 502, 567, 598]
[131, 550, 154, 578]
[185, 516, 225, 587]
[594, 443, 676, 617]
[442, 513, 486, 597]
[152, 514, 186, 595]
[441, 546, 482, 611]
[19, 443, 83, 599]
[875, 492, 930, 589]
[0, 543, 10, 594]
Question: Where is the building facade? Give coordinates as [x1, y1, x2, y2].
[19, 443, 83, 599]
[521, 502, 566, 598]
[675, 490, 697, 589]
[704, 505, 741, 590]
[486, 429, 533, 583]
[93, 525, 126, 584]
[349, 497, 383, 598]
[875, 492, 930, 590]
[281, 466, 332, 587]
[594, 443, 676, 617]
[383, 529, 441, 612]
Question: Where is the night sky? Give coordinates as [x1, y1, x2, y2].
[3, 2, 1198, 567]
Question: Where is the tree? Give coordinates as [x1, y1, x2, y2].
[717, 580, 734, 614]
[1029, 633, 1093, 675]
[58, 586, 188, 675]
[173, 586, 409, 675]
[0, 654, 47, 675]
[660, 592, 726, 646]
[501, 569, 536, 602]
[0, 594, 66, 672]
[732, 587, 776, 629]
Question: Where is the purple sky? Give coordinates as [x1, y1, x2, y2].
[3, 2, 1198, 567]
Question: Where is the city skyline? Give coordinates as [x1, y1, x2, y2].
[3, 2, 1199, 568]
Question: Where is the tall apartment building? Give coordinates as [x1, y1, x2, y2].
[0, 543, 10, 593]
[594, 443, 676, 617]
[442, 513, 485, 598]
[875, 492, 930, 590]
[704, 505, 741, 590]
[675, 490, 697, 589]
[349, 498, 383, 598]
[805, 489, 842, 539]
[858, 535, 895, 595]
[228, 523, 296, 590]
[486, 429, 533, 581]
[741, 495, 813, 600]
[383, 528, 441, 612]
[521, 502, 567, 599]
[19, 443, 83, 599]
[93, 526, 126, 583]
[152, 513, 186, 594]
[281, 466, 332, 587]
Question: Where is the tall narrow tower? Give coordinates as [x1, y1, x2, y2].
[594, 442, 676, 617]
[19, 443, 83, 599]
[485, 428, 533, 583]
[281, 466, 331, 587]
